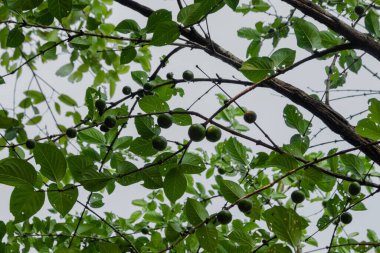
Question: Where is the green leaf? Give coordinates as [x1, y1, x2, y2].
[293, 18, 322, 51]
[179, 153, 206, 174]
[48, 0, 72, 20]
[115, 19, 140, 34]
[34, 143, 67, 182]
[184, 198, 209, 225]
[151, 21, 180, 46]
[146, 9, 172, 33]
[138, 95, 169, 113]
[0, 158, 37, 187]
[134, 115, 160, 139]
[115, 160, 141, 186]
[10, 186, 45, 223]
[365, 9, 380, 37]
[237, 27, 260, 40]
[6, 28, 25, 48]
[78, 128, 106, 145]
[69, 37, 90, 50]
[218, 179, 245, 203]
[8, 0, 43, 10]
[164, 168, 187, 202]
[340, 154, 364, 177]
[58, 94, 77, 107]
[266, 153, 300, 172]
[267, 244, 292, 253]
[0, 76, 4, 85]
[228, 229, 255, 249]
[283, 104, 311, 135]
[271, 48, 296, 69]
[356, 118, 380, 140]
[240, 57, 274, 83]
[196, 224, 218, 252]
[302, 167, 336, 192]
[172, 108, 192, 126]
[26, 115, 42, 125]
[368, 98, 380, 124]
[224, 137, 248, 165]
[177, 0, 223, 27]
[131, 71, 149, 85]
[224, 0, 239, 10]
[79, 169, 112, 192]
[47, 183, 78, 216]
[0, 116, 18, 129]
[56, 63, 74, 77]
[320, 31, 342, 48]
[263, 206, 308, 248]
[120, 46, 137, 64]
[130, 137, 158, 157]
[141, 167, 163, 189]
[97, 242, 122, 253]
[67, 155, 95, 182]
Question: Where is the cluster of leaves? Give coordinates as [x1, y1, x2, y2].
[0, 0, 379, 253]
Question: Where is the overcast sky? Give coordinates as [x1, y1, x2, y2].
[0, 0, 379, 251]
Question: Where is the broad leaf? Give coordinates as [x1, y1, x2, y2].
[10, 186, 45, 223]
[34, 143, 67, 182]
[48, 0, 72, 20]
[164, 168, 187, 202]
[47, 183, 78, 216]
[0, 158, 37, 187]
[240, 57, 274, 83]
[184, 198, 209, 225]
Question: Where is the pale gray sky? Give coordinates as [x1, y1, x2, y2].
[0, 0, 379, 251]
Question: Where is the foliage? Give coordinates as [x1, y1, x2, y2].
[0, 0, 379, 252]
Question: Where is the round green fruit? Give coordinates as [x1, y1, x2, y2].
[122, 86, 132, 95]
[25, 139, 36, 149]
[166, 72, 174, 79]
[188, 124, 206, 142]
[141, 227, 149, 234]
[237, 199, 253, 213]
[95, 99, 106, 112]
[157, 113, 173, 129]
[182, 70, 194, 81]
[152, 136, 167, 151]
[291, 190, 305, 204]
[206, 126, 222, 142]
[143, 83, 153, 91]
[100, 124, 109, 133]
[348, 182, 361, 196]
[66, 128, 77, 138]
[217, 210, 232, 225]
[340, 212, 352, 224]
[104, 115, 117, 128]
[354, 5, 365, 16]
[244, 111, 257, 124]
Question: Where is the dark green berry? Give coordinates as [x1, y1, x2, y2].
[291, 190, 305, 204]
[136, 89, 145, 98]
[217, 210, 232, 225]
[244, 111, 257, 124]
[166, 72, 174, 79]
[237, 199, 253, 213]
[348, 182, 361, 196]
[66, 128, 77, 138]
[25, 139, 36, 149]
[206, 126, 222, 142]
[104, 115, 117, 128]
[143, 83, 153, 91]
[141, 227, 149, 234]
[182, 70, 194, 81]
[95, 99, 106, 112]
[152, 136, 167, 151]
[354, 5, 365, 16]
[188, 124, 206, 142]
[100, 124, 109, 133]
[122, 86, 132, 95]
[340, 212, 352, 224]
[157, 113, 173, 129]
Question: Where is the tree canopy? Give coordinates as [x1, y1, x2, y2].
[0, 0, 380, 252]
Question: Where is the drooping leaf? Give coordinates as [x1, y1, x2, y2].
[293, 18, 322, 51]
[48, 0, 72, 20]
[184, 198, 209, 225]
[218, 179, 245, 203]
[164, 168, 187, 202]
[240, 57, 274, 83]
[196, 224, 218, 252]
[10, 186, 45, 223]
[34, 143, 67, 182]
[47, 183, 78, 216]
[263, 206, 308, 248]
